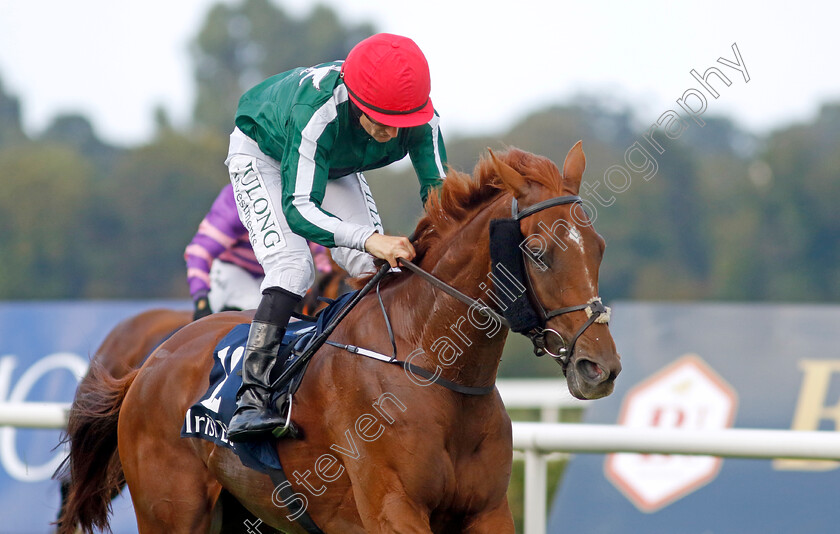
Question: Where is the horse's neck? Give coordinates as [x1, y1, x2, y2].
[390, 197, 510, 390]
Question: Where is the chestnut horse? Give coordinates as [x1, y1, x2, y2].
[57, 269, 349, 532]
[60, 143, 620, 533]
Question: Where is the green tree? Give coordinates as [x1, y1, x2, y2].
[90, 131, 228, 298]
[0, 144, 96, 297]
[753, 102, 840, 300]
[40, 113, 123, 173]
[0, 75, 27, 147]
[191, 0, 373, 136]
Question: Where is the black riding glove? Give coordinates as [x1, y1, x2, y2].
[193, 296, 212, 321]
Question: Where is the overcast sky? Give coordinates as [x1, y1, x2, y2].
[0, 0, 836, 146]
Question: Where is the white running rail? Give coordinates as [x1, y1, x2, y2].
[6, 384, 840, 534]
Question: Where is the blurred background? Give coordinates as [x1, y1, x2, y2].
[0, 0, 838, 532]
[0, 0, 837, 307]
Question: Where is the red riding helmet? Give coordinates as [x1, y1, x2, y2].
[341, 33, 434, 128]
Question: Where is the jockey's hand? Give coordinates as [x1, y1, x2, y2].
[364, 232, 415, 268]
[193, 296, 212, 321]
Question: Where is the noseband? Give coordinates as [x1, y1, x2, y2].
[398, 194, 610, 372]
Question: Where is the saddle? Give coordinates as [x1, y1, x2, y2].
[180, 291, 359, 472]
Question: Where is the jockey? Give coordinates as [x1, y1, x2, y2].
[185, 184, 264, 320]
[185, 184, 335, 320]
[225, 33, 447, 441]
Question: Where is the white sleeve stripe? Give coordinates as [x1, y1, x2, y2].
[428, 114, 445, 178]
[293, 86, 350, 239]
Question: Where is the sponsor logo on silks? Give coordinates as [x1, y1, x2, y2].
[232, 159, 285, 249]
[299, 63, 343, 90]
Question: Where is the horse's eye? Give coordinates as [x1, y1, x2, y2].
[533, 250, 551, 268]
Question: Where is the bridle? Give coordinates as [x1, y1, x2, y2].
[505, 195, 610, 367]
[397, 193, 610, 372]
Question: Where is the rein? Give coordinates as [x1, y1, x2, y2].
[396, 259, 510, 328]
[325, 272, 495, 396]
[269, 262, 392, 392]
[271, 194, 610, 397]
[269, 261, 496, 397]
[402, 193, 611, 372]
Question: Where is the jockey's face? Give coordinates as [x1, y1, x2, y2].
[360, 114, 399, 142]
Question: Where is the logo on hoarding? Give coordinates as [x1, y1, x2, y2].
[774, 359, 840, 471]
[605, 354, 738, 512]
[0, 353, 87, 481]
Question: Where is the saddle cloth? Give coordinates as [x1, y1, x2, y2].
[180, 291, 357, 472]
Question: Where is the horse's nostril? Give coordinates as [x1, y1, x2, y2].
[576, 358, 605, 382]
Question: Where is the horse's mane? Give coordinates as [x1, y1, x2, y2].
[413, 147, 563, 260]
[354, 148, 563, 286]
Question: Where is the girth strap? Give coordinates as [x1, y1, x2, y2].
[265, 466, 325, 534]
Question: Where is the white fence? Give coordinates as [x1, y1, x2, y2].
[4, 381, 840, 534]
[512, 422, 840, 534]
[495, 379, 586, 421]
[0, 379, 578, 430]
[0, 402, 68, 429]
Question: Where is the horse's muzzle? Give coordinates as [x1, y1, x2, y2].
[565, 352, 621, 400]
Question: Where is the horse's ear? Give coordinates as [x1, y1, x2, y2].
[562, 141, 586, 195]
[489, 149, 528, 199]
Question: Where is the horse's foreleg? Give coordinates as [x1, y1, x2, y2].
[463, 499, 515, 534]
[351, 485, 434, 534]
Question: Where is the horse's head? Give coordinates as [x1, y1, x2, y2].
[490, 143, 621, 399]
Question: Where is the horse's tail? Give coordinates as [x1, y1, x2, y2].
[55, 362, 139, 534]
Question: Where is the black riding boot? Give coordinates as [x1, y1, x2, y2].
[227, 287, 301, 442]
